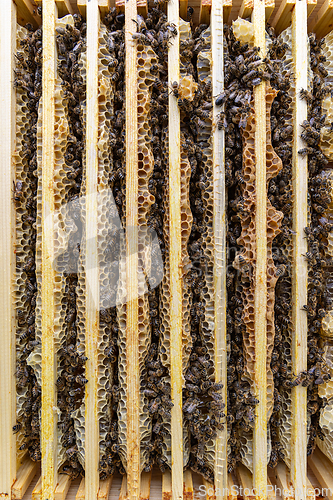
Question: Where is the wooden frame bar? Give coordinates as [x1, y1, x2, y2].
[200, 0, 212, 25]
[271, 0, 295, 34]
[211, 0, 227, 498]
[15, 0, 41, 28]
[125, 0, 140, 496]
[291, 2, 308, 500]
[252, 0, 267, 497]
[239, 0, 254, 19]
[308, 0, 333, 38]
[265, 0, 275, 22]
[0, 1, 17, 498]
[11, 457, 38, 499]
[168, 0, 183, 498]
[85, 0, 100, 498]
[41, 2, 58, 498]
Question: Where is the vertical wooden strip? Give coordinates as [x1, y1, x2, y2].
[42, 2, 58, 499]
[0, 1, 16, 497]
[291, 2, 307, 500]
[252, 1, 267, 498]
[162, 471, 172, 500]
[211, 0, 227, 499]
[85, 0, 100, 498]
[168, 0, 182, 499]
[125, 0, 139, 497]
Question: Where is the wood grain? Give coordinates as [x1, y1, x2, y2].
[168, 0, 183, 498]
[125, 0, 140, 497]
[0, 1, 17, 497]
[252, 0, 267, 496]
[41, 2, 58, 498]
[291, 2, 308, 500]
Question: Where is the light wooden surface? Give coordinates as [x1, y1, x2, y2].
[211, 0, 227, 498]
[55, 475, 71, 500]
[199, 0, 212, 24]
[252, 0, 267, 497]
[98, 477, 113, 500]
[41, 2, 58, 499]
[236, 465, 256, 500]
[118, 476, 127, 500]
[12, 458, 38, 499]
[75, 478, 85, 500]
[273, 462, 293, 500]
[0, 1, 17, 498]
[168, 0, 183, 498]
[308, 0, 333, 38]
[162, 471, 172, 500]
[291, 3, 308, 500]
[85, 0, 100, 498]
[183, 470, 193, 500]
[308, 449, 333, 500]
[265, 0, 275, 21]
[307, 0, 317, 18]
[140, 472, 152, 500]
[32, 476, 42, 500]
[15, 0, 40, 28]
[239, 0, 254, 19]
[271, 0, 295, 33]
[125, 0, 140, 496]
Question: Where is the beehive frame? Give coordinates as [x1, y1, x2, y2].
[2, 0, 333, 499]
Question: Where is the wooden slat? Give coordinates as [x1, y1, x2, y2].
[125, 0, 140, 496]
[202, 479, 216, 500]
[308, 449, 333, 500]
[168, 0, 183, 497]
[307, 0, 317, 19]
[291, 3, 308, 500]
[223, 0, 233, 23]
[14, 0, 40, 28]
[119, 476, 127, 500]
[85, 0, 100, 499]
[183, 470, 193, 500]
[11, 458, 38, 500]
[56, 0, 74, 16]
[32, 476, 42, 500]
[236, 466, 255, 500]
[140, 472, 152, 500]
[265, 0, 275, 21]
[228, 475, 237, 500]
[239, 0, 253, 19]
[98, 0, 109, 17]
[273, 462, 293, 500]
[54, 475, 71, 500]
[98, 476, 113, 500]
[199, 0, 211, 24]
[267, 477, 276, 500]
[75, 478, 85, 500]
[306, 478, 315, 500]
[77, 0, 86, 17]
[41, 2, 58, 499]
[0, 1, 17, 498]
[162, 472, 172, 500]
[252, 0, 267, 496]
[308, 0, 333, 38]
[211, 0, 227, 498]
[180, 0, 188, 21]
[271, 0, 295, 34]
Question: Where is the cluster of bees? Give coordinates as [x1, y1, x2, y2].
[13, 1, 333, 484]
[13, 18, 42, 463]
[298, 33, 332, 455]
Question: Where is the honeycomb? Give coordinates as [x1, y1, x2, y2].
[14, 5, 333, 483]
[232, 18, 254, 44]
[14, 22, 42, 463]
[320, 31, 333, 159]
